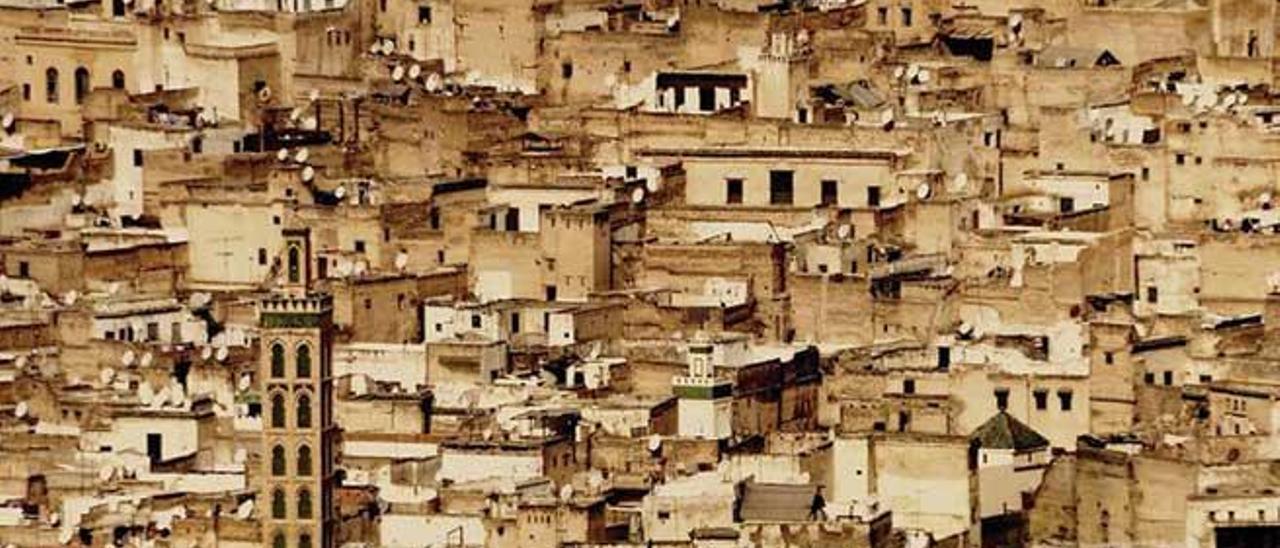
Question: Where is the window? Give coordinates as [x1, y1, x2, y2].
[1176, 153, 1186, 165]
[429, 208, 440, 229]
[112, 70, 125, 90]
[22, 83, 30, 101]
[112, 0, 125, 16]
[17, 261, 29, 278]
[1146, 286, 1158, 304]
[698, 86, 715, 111]
[354, 240, 366, 253]
[867, 186, 881, 207]
[378, 0, 385, 11]
[171, 322, 181, 342]
[418, 5, 432, 23]
[821, 179, 838, 206]
[769, 170, 794, 205]
[471, 314, 481, 329]
[1059, 197, 1074, 213]
[504, 209, 519, 231]
[146, 322, 159, 341]
[271, 489, 287, 519]
[296, 344, 312, 377]
[877, 6, 888, 24]
[545, 285, 557, 301]
[271, 445, 286, 476]
[258, 248, 268, 266]
[937, 346, 951, 369]
[74, 67, 90, 105]
[511, 312, 521, 334]
[287, 245, 301, 283]
[561, 62, 573, 79]
[297, 393, 312, 428]
[1144, 372, 1155, 385]
[133, 149, 144, 167]
[726, 178, 744, 204]
[901, 6, 912, 26]
[45, 68, 58, 103]
[297, 445, 313, 476]
[271, 393, 286, 428]
[1104, 351, 1114, 365]
[273, 532, 286, 548]
[299, 534, 313, 548]
[297, 489, 314, 519]
[1058, 390, 1073, 411]
[994, 389, 1010, 410]
[1163, 371, 1173, 386]
[1034, 390, 1048, 410]
[271, 343, 286, 378]
[1141, 167, 1149, 181]
[903, 379, 915, 394]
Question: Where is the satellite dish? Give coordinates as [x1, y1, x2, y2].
[300, 116, 317, 131]
[647, 434, 662, 452]
[1261, 192, 1273, 207]
[108, 282, 121, 295]
[368, 43, 381, 55]
[121, 350, 136, 367]
[301, 166, 316, 183]
[188, 292, 210, 309]
[98, 466, 116, 483]
[1, 112, 14, 130]
[257, 86, 272, 102]
[289, 107, 303, 122]
[215, 346, 229, 362]
[294, 147, 310, 164]
[645, 177, 661, 193]
[200, 346, 213, 361]
[237, 374, 251, 391]
[61, 290, 78, 306]
[392, 65, 405, 82]
[559, 484, 574, 501]
[630, 187, 645, 204]
[138, 383, 154, 405]
[916, 182, 932, 200]
[100, 367, 116, 384]
[71, 193, 83, 207]
[425, 73, 443, 92]
[380, 39, 395, 55]
[140, 352, 153, 368]
[918, 69, 931, 83]
[1009, 13, 1024, 28]
[308, 88, 321, 102]
[953, 173, 969, 190]
[893, 66, 905, 80]
[15, 401, 28, 418]
[235, 500, 253, 520]
[395, 251, 409, 270]
[408, 64, 422, 80]
[333, 185, 347, 200]
[906, 65, 920, 80]
[276, 148, 290, 162]
[836, 224, 851, 239]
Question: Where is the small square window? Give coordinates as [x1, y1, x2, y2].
[903, 379, 915, 394]
[354, 240, 366, 253]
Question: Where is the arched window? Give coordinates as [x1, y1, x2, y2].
[270, 392, 286, 428]
[270, 343, 285, 378]
[111, 70, 125, 90]
[45, 68, 59, 104]
[296, 392, 312, 428]
[271, 488, 287, 519]
[287, 244, 301, 283]
[299, 534, 313, 548]
[272, 531, 286, 548]
[271, 445, 286, 476]
[297, 445, 312, 476]
[297, 488, 313, 519]
[296, 343, 312, 378]
[74, 67, 90, 104]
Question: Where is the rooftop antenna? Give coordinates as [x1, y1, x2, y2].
[380, 39, 395, 56]
[257, 85, 272, 102]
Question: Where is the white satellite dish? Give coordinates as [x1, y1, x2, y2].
[368, 43, 381, 55]
[289, 107, 303, 122]
[15, 401, 28, 418]
[906, 64, 920, 80]
[153, 386, 171, 408]
[647, 434, 662, 452]
[425, 73, 443, 92]
[1261, 192, 1273, 207]
[408, 64, 422, 80]
[395, 251, 409, 270]
[108, 282, 121, 295]
[100, 367, 116, 384]
[257, 86, 272, 102]
[294, 147, 310, 164]
[140, 352, 153, 368]
[893, 66, 905, 80]
[1223, 93, 1238, 108]
[559, 484, 574, 501]
[333, 185, 347, 200]
[916, 182, 933, 200]
[300, 116, 317, 131]
[1009, 13, 1024, 29]
[630, 187, 645, 204]
[98, 465, 115, 483]
[13, 355, 25, 370]
[380, 39, 395, 55]
[200, 346, 213, 361]
[61, 290, 78, 306]
[953, 173, 969, 190]
[836, 224, 851, 239]
[308, 89, 321, 102]
[138, 383, 154, 405]
[276, 148, 290, 162]
[71, 193, 83, 207]
[301, 166, 316, 183]
[121, 350, 136, 367]
[391, 65, 405, 82]
[237, 374, 250, 391]
[645, 177, 661, 193]
[215, 346, 229, 362]
[1, 112, 14, 130]
[918, 69, 931, 83]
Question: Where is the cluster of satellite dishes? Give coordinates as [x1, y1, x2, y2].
[628, 178, 662, 206]
[893, 64, 931, 86]
[198, 344, 230, 363]
[138, 377, 190, 410]
[1177, 83, 1249, 115]
[119, 348, 156, 369]
[276, 146, 317, 183]
[368, 38, 446, 91]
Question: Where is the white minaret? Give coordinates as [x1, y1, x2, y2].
[673, 341, 733, 439]
[753, 30, 812, 121]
